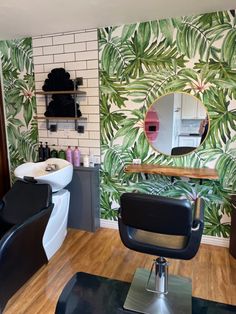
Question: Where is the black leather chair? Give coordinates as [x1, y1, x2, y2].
[118, 193, 204, 314]
[171, 146, 196, 155]
[0, 180, 54, 313]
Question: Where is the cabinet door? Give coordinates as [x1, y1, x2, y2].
[179, 136, 197, 147]
[67, 167, 100, 232]
[197, 101, 207, 119]
[181, 94, 198, 119]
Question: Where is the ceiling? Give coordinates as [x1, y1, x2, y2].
[0, 0, 235, 40]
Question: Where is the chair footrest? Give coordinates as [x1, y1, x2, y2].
[124, 268, 192, 314]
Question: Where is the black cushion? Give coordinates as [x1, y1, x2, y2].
[0, 180, 52, 225]
[120, 193, 192, 236]
[171, 147, 196, 155]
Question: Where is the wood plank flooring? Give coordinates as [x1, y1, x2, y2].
[4, 228, 236, 313]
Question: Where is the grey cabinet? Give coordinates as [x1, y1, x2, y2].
[67, 166, 100, 232]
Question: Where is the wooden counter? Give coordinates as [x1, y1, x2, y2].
[124, 164, 219, 180]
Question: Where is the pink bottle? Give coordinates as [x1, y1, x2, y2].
[66, 146, 73, 163]
[73, 146, 81, 167]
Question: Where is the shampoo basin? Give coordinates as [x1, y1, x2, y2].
[14, 158, 73, 192]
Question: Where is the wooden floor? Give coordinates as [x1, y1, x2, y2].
[5, 228, 236, 313]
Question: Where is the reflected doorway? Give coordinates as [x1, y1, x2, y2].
[0, 81, 10, 198]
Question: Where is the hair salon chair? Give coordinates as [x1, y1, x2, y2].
[171, 146, 196, 155]
[0, 180, 53, 313]
[118, 193, 204, 314]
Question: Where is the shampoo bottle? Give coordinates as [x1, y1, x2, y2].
[66, 146, 73, 163]
[50, 146, 58, 158]
[38, 142, 44, 161]
[44, 142, 51, 160]
[73, 146, 80, 167]
[58, 149, 66, 160]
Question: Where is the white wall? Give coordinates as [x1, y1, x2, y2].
[152, 94, 174, 155]
[32, 29, 100, 163]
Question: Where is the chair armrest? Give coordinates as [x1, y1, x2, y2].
[192, 198, 204, 230]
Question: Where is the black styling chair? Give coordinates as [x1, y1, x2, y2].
[171, 146, 196, 155]
[118, 193, 204, 314]
[0, 180, 54, 313]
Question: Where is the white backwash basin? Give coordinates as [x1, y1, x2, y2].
[14, 158, 73, 192]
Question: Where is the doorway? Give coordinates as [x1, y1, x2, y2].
[0, 81, 10, 198]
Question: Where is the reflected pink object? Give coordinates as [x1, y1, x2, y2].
[144, 110, 159, 141]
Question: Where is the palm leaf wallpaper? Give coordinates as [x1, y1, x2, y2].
[0, 38, 38, 179]
[98, 10, 236, 237]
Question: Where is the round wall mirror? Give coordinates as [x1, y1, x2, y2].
[144, 92, 209, 156]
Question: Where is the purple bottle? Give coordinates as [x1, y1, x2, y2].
[66, 146, 73, 163]
[73, 146, 81, 167]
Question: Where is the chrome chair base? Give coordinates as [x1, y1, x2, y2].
[124, 268, 192, 314]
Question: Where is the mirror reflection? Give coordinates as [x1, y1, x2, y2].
[144, 92, 209, 156]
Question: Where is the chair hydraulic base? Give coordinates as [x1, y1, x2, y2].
[124, 268, 192, 314]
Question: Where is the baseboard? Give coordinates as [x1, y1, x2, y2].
[201, 235, 229, 247]
[100, 219, 118, 230]
[100, 219, 230, 248]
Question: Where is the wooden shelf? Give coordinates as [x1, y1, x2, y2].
[34, 116, 87, 121]
[124, 164, 219, 180]
[35, 90, 86, 95]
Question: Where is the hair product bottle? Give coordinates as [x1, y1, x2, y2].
[83, 155, 89, 167]
[50, 146, 58, 158]
[58, 149, 66, 159]
[44, 142, 51, 160]
[89, 154, 94, 167]
[66, 146, 73, 163]
[38, 142, 44, 161]
[73, 146, 80, 167]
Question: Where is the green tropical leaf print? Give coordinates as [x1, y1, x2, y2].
[100, 71, 128, 107]
[9, 38, 33, 73]
[100, 191, 118, 220]
[222, 28, 236, 68]
[99, 11, 236, 238]
[204, 203, 231, 237]
[100, 94, 126, 144]
[199, 11, 231, 25]
[159, 18, 175, 45]
[99, 34, 133, 80]
[114, 108, 145, 149]
[203, 90, 236, 145]
[121, 24, 137, 42]
[0, 37, 37, 181]
[214, 136, 236, 191]
[127, 68, 186, 106]
[18, 129, 38, 162]
[176, 14, 232, 60]
[102, 144, 133, 180]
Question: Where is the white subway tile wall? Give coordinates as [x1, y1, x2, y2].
[33, 29, 100, 163]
